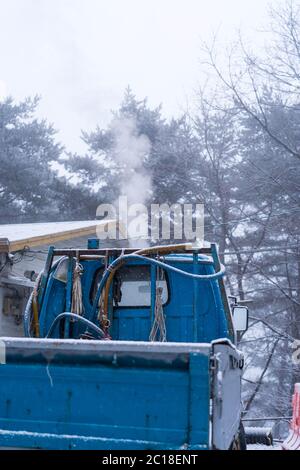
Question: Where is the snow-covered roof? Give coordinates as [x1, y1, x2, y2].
[0, 220, 117, 253]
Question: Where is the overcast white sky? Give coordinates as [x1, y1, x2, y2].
[0, 0, 272, 153]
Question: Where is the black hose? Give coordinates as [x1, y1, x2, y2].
[46, 312, 106, 339]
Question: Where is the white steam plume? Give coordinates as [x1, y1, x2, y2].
[112, 117, 152, 246]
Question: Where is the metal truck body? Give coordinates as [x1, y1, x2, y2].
[0, 243, 247, 450]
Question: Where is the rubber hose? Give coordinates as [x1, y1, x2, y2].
[46, 312, 106, 339]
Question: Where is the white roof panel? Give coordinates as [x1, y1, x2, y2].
[0, 220, 117, 252]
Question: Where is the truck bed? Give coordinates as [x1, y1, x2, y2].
[0, 338, 242, 450]
[0, 339, 211, 450]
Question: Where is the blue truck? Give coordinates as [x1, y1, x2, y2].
[0, 242, 249, 450]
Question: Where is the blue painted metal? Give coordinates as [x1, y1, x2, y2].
[150, 264, 156, 328]
[36, 252, 230, 343]
[91, 253, 226, 324]
[24, 246, 55, 337]
[188, 353, 210, 446]
[192, 251, 199, 342]
[0, 245, 241, 450]
[87, 238, 100, 249]
[37, 246, 55, 307]
[0, 340, 211, 450]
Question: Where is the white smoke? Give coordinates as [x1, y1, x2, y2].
[111, 117, 152, 246]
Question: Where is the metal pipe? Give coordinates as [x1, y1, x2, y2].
[192, 251, 199, 342]
[64, 257, 73, 339]
[242, 417, 292, 422]
[52, 247, 213, 257]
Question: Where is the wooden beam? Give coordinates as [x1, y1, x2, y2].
[0, 220, 118, 253]
[0, 239, 10, 254]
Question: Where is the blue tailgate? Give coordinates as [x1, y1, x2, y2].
[0, 339, 211, 450]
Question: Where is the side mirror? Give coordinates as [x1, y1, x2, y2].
[232, 305, 249, 332]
